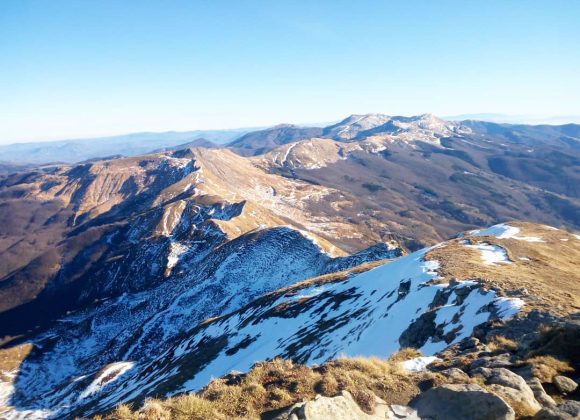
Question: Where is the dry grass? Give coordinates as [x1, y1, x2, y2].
[99, 354, 434, 419]
[387, 347, 422, 362]
[522, 355, 574, 382]
[0, 343, 33, 381]
[487, 335, 518, 353]
[102, 395, 224, 420]
[425, 221, 580, 316]
[505, 398, 540, 418]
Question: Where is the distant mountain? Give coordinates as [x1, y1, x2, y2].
[322, 113, 393, 140]
[0, 129, 249, 165]
[228, 124, 323, 156]
[152, 137, 220, 152]
[445, 113, 580, 125]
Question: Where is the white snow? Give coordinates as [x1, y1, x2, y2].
[402, 356, 441, 372]
[470, 223, 520, 238]
[515, 236, 545, 243]
[494, 297, 525, 319]
[465, 243, 511, 265]
[470, 223, 544, 242]
[166, 241, 189, 272]
[79, 362, 134, 400]
[281, 143, 298, 166]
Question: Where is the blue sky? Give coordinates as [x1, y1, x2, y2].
[1, 0, 579, 143]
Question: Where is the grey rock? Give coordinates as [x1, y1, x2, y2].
[527, 377, 556, 407]
[559, 401, 580, 417]
[411, 383, 515, 420]
[458, 337, 481, 351]
[440, 367, 471, 384]
[273, 390, 419, 420]
[472, 367, 542, 412]
[389, 404, 420, 419]
[553, 376, 578, 394]
[470, 353, 513, 370]
[533, 400, 580, 419]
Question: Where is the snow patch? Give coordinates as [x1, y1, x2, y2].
[494, 297, 525, 319]
[470, 223, 520, 239]
[470, 223, 544, 242]
[166, 242, 190, 272]
[465, 243, 511, 265]
[79, 362, 135, 400]
[402, 356, 441, 372]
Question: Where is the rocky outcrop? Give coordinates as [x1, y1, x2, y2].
[527, 377, 556, 407]
[273, 391, 420, 420]
[533, 400, 580, 420]
[411, 384, 515, 420]
[472, 367, 542, 413]
[552, 375, 578, 394]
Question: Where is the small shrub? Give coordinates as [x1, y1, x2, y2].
[140, 399, 170, 420]
[361, 183, 385, 193]
[388, 348, 422, 362]
[349, 388, 376, 413]
[107, 404, 136, 420]
[167, 394, 222, 420]
[268, 387, 292, 405]
[315, 374, 338, 396]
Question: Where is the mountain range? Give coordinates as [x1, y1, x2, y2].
[0, 113, 579, 419]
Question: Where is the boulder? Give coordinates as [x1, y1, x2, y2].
[440, 367, 471, 384]
[410, 384, 515, 420]
[472, 367, 542, 413]
[533, 400, 580, 420]
[527, 377, 556, 407]
[553, 376, 578, 394]
[469, 353, 513, 370]
[273, 390, 420, 420]
[458, 336, 481, 351]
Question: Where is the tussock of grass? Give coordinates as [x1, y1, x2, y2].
[487, 335, 518, 353]
[504, 398, 540, 418]
[100, 354, 433, 419]
[522, 355, 574, 382]
[387, 347, 422, 362]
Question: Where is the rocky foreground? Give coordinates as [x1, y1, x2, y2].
[62, 223, 580, 419]
[100, 313, 579, 420]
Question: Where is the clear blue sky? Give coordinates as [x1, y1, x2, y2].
[1, 0, 579, 143]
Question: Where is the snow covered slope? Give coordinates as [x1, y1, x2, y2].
[3, 223, 571, 419]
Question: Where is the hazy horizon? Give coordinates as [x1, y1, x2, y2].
[2, 1, 580, 144]
[2, 112, 580, 146]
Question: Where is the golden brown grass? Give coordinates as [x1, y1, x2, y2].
[522, 355, 574, 382]
[99, 354, 434, 419]
[487, 335, 518, 353]
[505, 398, 540, 418]
[101, 395, 224, 420]
[425, 221, 580, 316]
[0, 343, 33, 381]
